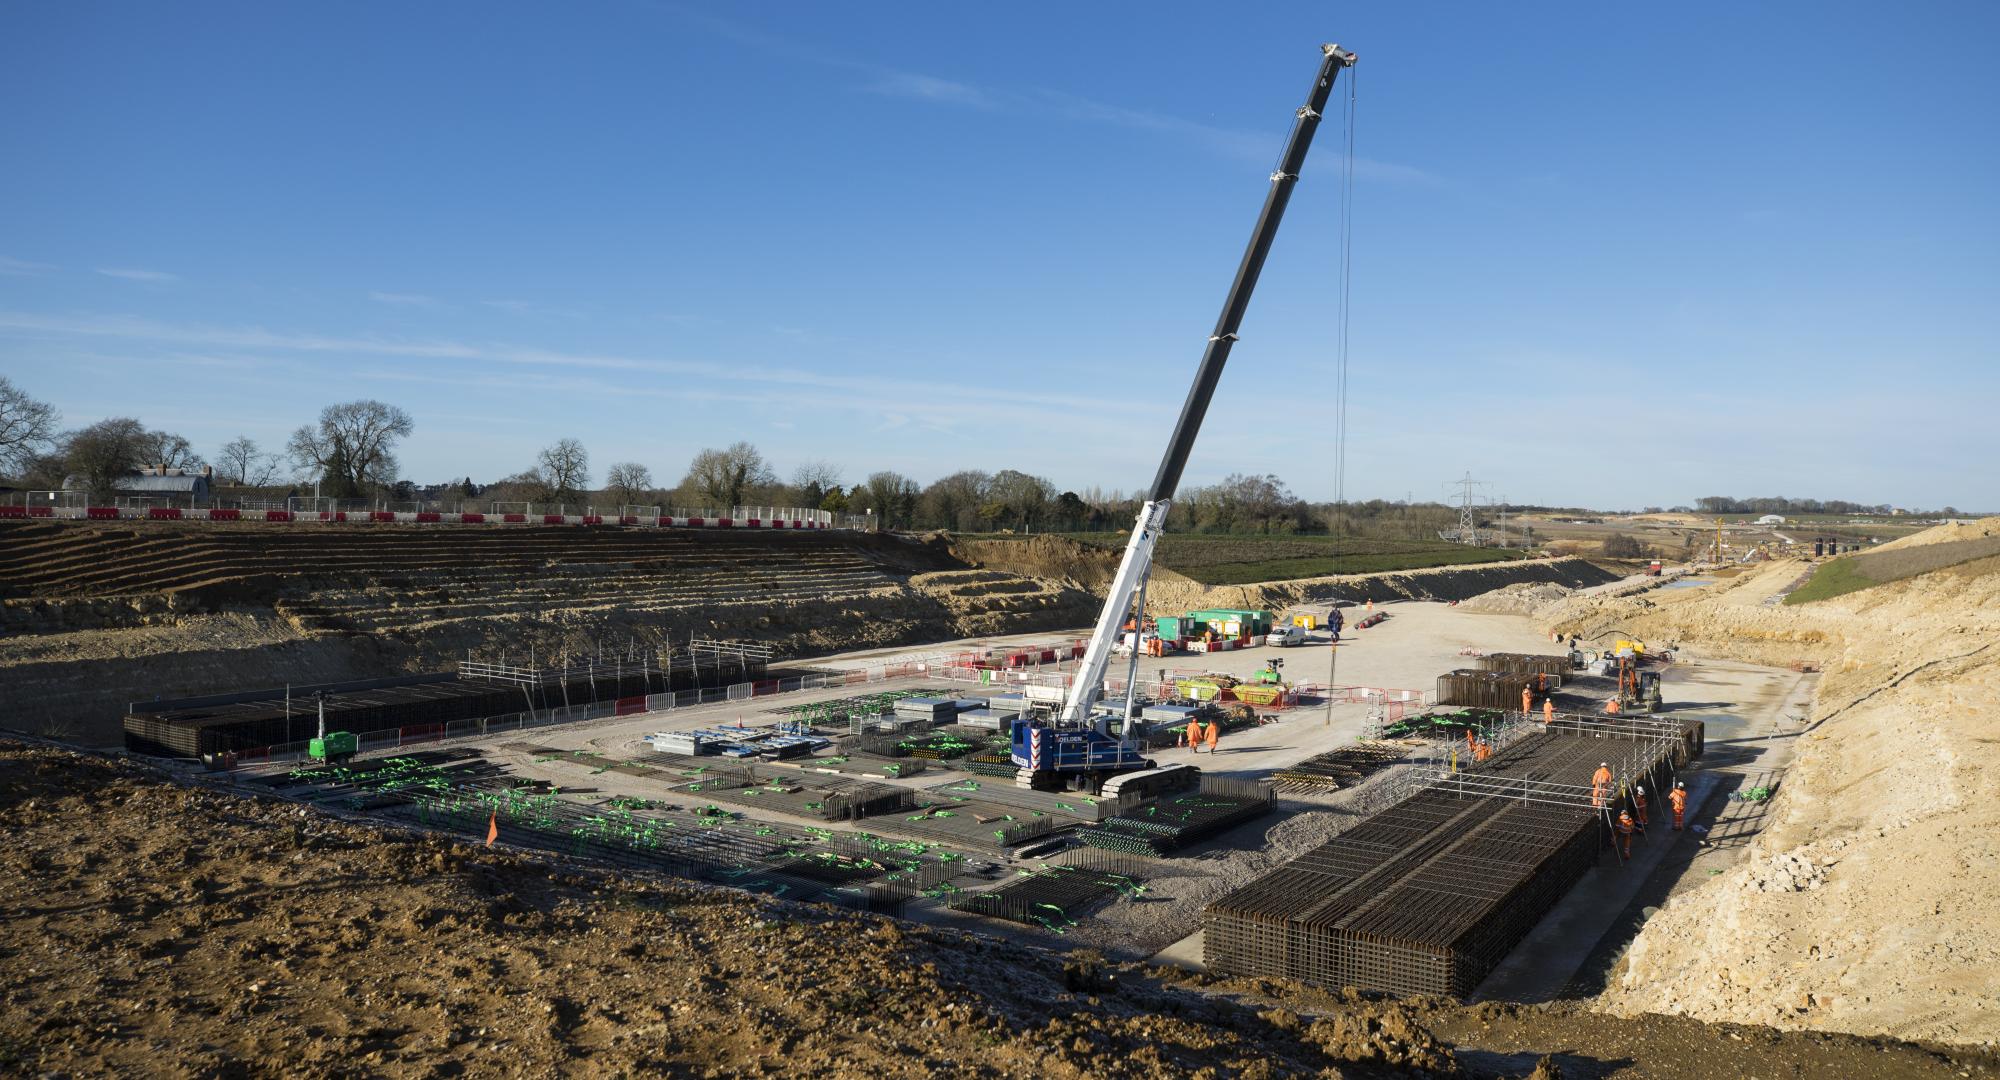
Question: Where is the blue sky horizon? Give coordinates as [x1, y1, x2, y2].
[3, 2, 1995, 510]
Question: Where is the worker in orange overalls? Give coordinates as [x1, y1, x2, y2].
[1465, 727, 1478, 752]
[1591, 762, 1613, 808]
[1604, 696, 1623, 716]
[1184, 720, 1200, 752]
[1616, 808, 1637, 860]
[1669, 781, 1688, 830]
[1205, 718, 1220, 753]
[1542, 697, 1555, 725]
[1632, 785, 1649, 831]
[1522, 686, 1534, 716]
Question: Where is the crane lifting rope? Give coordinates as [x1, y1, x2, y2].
[1012, 42, 1358, 791]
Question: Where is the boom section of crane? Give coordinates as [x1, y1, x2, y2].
[1013, 43, 1356, 782]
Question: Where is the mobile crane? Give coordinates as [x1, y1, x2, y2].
[1012, 43, 1357, 792]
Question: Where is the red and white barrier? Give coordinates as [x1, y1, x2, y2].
[0, 505, 842, 530]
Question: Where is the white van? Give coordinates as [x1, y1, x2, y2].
[1268, 625, 1307, 647]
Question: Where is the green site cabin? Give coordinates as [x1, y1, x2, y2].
[307, 731, 359, 761]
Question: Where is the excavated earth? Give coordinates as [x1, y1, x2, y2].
[4, 738, 1992, 1079]
[1521, 521, 2000, 1047]
[1, 523, 1613, 747]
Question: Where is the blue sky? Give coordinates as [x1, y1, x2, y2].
[2, 2, 1995, 510]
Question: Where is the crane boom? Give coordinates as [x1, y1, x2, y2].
[1061, 43, 1356, 736]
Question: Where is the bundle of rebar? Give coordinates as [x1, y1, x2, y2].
[1271, 742, 1410, 794]
[1435, 669, 1541, 710]
[943, 864, 1145, 934]
[1205, 723, 1698, 999]
[1475, 653, 1569, 679]
[1076, 780, 1273, 856]
[821, 783, 916, 821]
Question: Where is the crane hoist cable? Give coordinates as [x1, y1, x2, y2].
[1325, 62, 1358, 720]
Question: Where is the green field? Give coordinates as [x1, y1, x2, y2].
[1785, 535, 2000, 605]
[980, 532, 1522, 586]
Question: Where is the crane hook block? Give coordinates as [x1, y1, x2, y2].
[1323, 43, 1358, 65]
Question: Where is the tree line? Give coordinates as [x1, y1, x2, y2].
[0, 377, 1486, 537]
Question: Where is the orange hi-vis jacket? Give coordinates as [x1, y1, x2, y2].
[1669, 788, 1688, 812]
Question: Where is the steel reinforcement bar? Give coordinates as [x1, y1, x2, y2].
[1205, 722, 1699, 998]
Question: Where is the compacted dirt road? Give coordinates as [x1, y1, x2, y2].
[4, 740, 1992, 1079]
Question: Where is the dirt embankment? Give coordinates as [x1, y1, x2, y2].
[4, 739, 1987, 1080]
[0, 526, 1103, 746]
[952, 535, 1621, 617]
[1521, 523, 2000, 1046]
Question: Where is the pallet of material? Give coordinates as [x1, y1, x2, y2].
[892, 697, 961, 721]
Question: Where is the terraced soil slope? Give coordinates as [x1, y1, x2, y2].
[0, 523, 1100, 744]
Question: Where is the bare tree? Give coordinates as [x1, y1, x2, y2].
[62, 418, 152, 496]
[216, 436, 282, 486]
[0, 376, 59, 477]
[790, 460, 842, 508]
[603, 461, 653, 507]
[682, 442, 776, 509]
[139, 429, 200, 472]
[532, 438, 591, 501]
[287, 400, 413, 498]
[862, 470, 921, 530]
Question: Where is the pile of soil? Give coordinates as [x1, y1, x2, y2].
[4, 738, 1989, 1078]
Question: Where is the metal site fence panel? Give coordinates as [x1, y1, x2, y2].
[220, 656, 1089, 769]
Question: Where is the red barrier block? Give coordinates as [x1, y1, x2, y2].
[461, 512, 485, 523]
[718, 517, 734, 527]
[614, 696, 645, 716]
[541, 514, 564, 525]
[265, 510, 292, 522]
[209, 508, 241, 521]
[502, 514, 527, 523]
[0, 506, 23, 518]
[582, 514, 603, 525]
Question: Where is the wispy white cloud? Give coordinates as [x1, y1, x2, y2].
[671, 8, 1439, 181]
[0, 255, 56, 276]
[0, 310, 1145, 416]
[96, 267, 179, 283]
[369, 290, 441, 307]
[867, 72, 997, 109]
[481, 299, 586, 319]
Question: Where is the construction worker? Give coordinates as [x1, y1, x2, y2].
[1543, 697, 1555, 725]
[1603, 696, 1623, 716]
[1465, 727, 1478, 752]
[1632, 785, 1649, 830]
[1616, 808, 1637, 860]
[1185, 720, 1204, 753]
[1205, 718, 1221, 753]
[1669, 781, 1688, 830]
[1591, 762, 1613, 808]
[1522, 686, 1534, 716]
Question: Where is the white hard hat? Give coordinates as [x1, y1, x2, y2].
[1601, 762, 1609, 768]
[1636, 785, 1645, 794]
